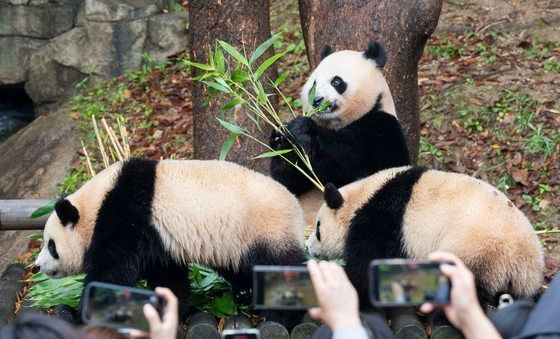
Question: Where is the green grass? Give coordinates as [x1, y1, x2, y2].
[525, 123, 557, 157]
[543, 58, 560, 73]
[424, 38, 466, 59]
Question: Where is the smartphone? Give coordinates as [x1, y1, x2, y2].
[82, 281, 165, 332]
[369, 259, 451, 307]
[221, 328, 261, 339]
[253, 265, 318, 310]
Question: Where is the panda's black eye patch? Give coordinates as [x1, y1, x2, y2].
[316, 221, 321, 241]
[330, 76, 347, 94]
[48, 239, 59, 260]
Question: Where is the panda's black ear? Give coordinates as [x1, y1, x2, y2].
[364, 41, 387, 68]
[55, 198, 79, 227]
[320, 45, 334, 60]
[324, 183, 344, 210]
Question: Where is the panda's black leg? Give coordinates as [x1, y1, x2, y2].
[215, 267, 253, 305]
[145, 261, 191, 321]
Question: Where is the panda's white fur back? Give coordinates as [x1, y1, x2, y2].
[403, 169, 543, 297]
[151, 160, 305, 269]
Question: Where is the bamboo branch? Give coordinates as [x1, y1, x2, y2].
[536, 229, 560, 235]
[92, 116, 109, 168]
[81, 139, 96, 177]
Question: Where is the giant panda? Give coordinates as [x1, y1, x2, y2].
[306, 166, 544, 306]
[270, 41, 410, 225]
[34, 158, 306, 317]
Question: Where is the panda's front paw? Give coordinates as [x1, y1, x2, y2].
[270, 128, 289, 150]
[287, 116, 316, 150]
[52, 304, 81, 324]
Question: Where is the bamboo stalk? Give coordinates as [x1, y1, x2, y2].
[101, 118, 124, 161]
[536, 229, 560, 235]
[81, 139, 96, 177]
[92, 116, 109, 168]
[118, 117, 131, 158]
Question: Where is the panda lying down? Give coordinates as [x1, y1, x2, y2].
[34, 158, 306, 316]
[307, 166, 545, 305]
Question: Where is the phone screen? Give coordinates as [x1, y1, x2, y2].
[82, 281, 163, 332]
[221, 329, 261, 339]
[253, 265, 318, 310]
[223, 335, 259, 339]
[369, 259, 451, 306]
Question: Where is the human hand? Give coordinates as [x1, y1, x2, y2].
[130, 287, 178, 339]
[420, 252, 500, 339]
[307, 260, 361, 331]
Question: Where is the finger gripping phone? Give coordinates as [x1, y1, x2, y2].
[82, 281, 165, 332]
[253, 265, 318, 310]
[369, 259, 451, 307]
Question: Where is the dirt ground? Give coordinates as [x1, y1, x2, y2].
[421, 0, 560, 277]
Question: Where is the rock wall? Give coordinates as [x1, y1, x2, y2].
[0, 0, 189, 107]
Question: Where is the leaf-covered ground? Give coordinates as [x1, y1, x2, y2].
[419, 0, 560, 279]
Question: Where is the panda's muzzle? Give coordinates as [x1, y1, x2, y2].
[312, 96, 324, 108]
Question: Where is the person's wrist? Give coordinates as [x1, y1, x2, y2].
[330, 313, 362, 332]
[458, 305, 487, 334]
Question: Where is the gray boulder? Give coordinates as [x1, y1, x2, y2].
[1, 0, 188, 105]
[0, 106, 78, 199]
[25, 27, 89, 103]
[0, 36, 45, 84]
[84, 0, 163, 22]
[146, 12, 189, 62]
[0, 1, 80, 39]
[85, 19, 148, 76]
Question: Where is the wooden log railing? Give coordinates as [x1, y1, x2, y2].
[0, 200, 50, 231]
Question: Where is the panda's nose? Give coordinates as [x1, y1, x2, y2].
[32, 265, 40, 274]
[312, 96, 324, 108]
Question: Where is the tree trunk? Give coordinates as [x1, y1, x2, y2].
[298, 0, 442, 161]
[189, 0, 274, 173]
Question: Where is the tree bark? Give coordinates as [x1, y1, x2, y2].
[189, 0, 274, 173]
[298, 0, 442, 161]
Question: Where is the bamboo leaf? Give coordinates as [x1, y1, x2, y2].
[231, 68, 249, 83]
[254, 52, 285, 79]
[214, 48, 225, 74]
[182, 60, 213, 71]
[308, 81, 317, 108]
[218, 40, 249, 66]
[214, 77, 232, 92]
[256, 81, 267, 104]
[202, 81, 231, 93]
[216, 118, 245, 134]
[253, 149, 293, 159]
[29, 198, 57, 219]
[219, 133, 239, 160]
[274, 71, 289, 86]
[318, 100, 331, 112]
[27, 233, 44, 240]
[220, 98, 243, 112]
[249, 34, 280, 65]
